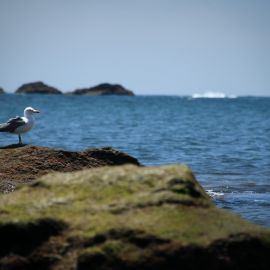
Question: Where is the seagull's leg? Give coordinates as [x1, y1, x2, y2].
[18, 134, 22, 145]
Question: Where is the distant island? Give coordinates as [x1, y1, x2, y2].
[15, 81, 62, 95]
[70, 83, 135, 96]
[9, 81, 135, 96]
[0, 87, 5, 94]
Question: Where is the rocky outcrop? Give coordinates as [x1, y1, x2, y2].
[15, 82, 62, 94]
[0, 88, 5, 94]
[0, 164, 269, 270]
[0, 145, 140, 193]
[71, 83, 134, 96]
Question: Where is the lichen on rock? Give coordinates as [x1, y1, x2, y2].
[0, 164, 269, 269]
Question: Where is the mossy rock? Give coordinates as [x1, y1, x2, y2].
[0, 165, 269, 269]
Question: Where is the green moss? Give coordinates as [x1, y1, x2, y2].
[79, 239, 149, 268]
[0, 165, 269, 248]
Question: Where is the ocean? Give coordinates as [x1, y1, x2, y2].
[0, 94, 270, 227]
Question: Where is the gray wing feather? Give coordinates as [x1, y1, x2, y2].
[0, 117, 25, 132]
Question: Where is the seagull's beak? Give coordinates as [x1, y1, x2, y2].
[33, 109, 40, 113]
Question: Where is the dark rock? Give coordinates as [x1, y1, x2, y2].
[0, 88, 5, 94]
[0, 145, 141, 193]
[77, 234, 270, 270]
[15, 81, 62, 95]
[71, 83, 134, 96]
[0, 218, 67, 257]
[0, 255, 30, 270]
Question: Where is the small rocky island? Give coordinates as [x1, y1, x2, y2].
[71, 83, 135, 96]
[0, 87, 5, 94]
[15, 81, 62, 95]
[13, 82, 135, 96]
[0, 145, 269, 269]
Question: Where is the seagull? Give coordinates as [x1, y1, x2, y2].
[0, 107, 40, 145]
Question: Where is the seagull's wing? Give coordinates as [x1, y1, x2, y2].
[0, 117, 25, 132]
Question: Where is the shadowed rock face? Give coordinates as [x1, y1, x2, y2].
[71, 83, 135, 96]
[0, 145, 141, 193]
[0, 165, 269, 270]
[0, 88, 5, 94]
[15, 81, 62, 94]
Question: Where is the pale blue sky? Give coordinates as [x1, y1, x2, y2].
[0, 0, 269, 95]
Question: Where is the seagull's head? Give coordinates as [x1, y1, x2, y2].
[24, 107, 40, 117]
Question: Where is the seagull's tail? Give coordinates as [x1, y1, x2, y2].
[0, 123, 8, 132]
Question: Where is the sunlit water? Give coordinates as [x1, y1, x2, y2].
[1, 94, 270, 227]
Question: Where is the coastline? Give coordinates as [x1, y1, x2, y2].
[0, 144, 270, 269]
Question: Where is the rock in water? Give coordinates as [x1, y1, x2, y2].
[0, 165, 269, 269]
[0, 88, 5, 94]
[71, 83, 135, 96]
[0, 145, 141, 193]
[15, 81, 62, 94]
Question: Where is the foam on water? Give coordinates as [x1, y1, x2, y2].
[206, 190, 225, 198]
[192, 91, 237, 99]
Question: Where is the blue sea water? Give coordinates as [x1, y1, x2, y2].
[0, 94, 270, 227]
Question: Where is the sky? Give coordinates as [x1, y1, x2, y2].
[0, 0, 269, 96]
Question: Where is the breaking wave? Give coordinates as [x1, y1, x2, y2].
[191, 91, 237, 99]
[206, 190, 225, 198]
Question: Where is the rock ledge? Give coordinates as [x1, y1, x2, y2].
[0, 164, 269, 269]
[0, 145, 140, 193]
